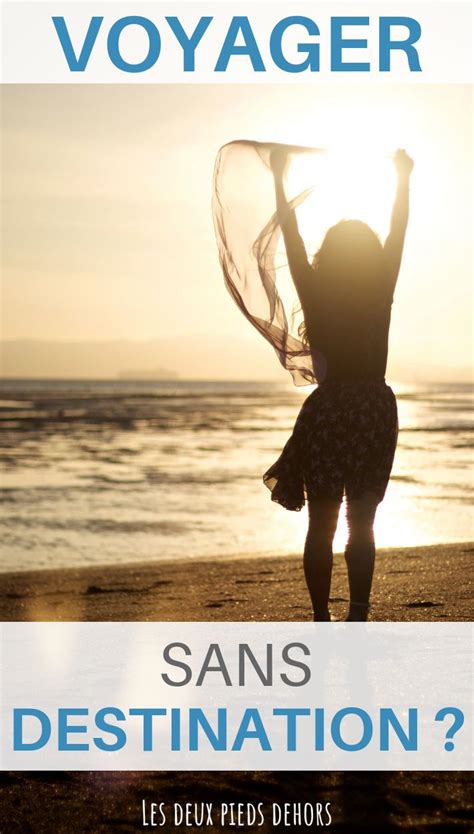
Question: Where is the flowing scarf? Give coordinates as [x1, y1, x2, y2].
[212, 140, 327, 386]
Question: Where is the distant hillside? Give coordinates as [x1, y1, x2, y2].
[0, 338, 285, 381]
[0, 339, 470, 383]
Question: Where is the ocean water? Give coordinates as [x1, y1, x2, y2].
[0, 379, 472, 573]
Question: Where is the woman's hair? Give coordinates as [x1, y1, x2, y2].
[299, 219, 387, 345]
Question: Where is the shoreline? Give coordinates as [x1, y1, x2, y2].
[1, 538, 472, 575]
[1, 541, 472, 622]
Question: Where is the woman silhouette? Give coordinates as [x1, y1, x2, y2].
[264, 148, 414, 621]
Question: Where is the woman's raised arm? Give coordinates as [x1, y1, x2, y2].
[270, 149, 314, 308]
[384, 149, 414, 293]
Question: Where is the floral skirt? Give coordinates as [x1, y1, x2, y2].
[263, 381, 398, 511]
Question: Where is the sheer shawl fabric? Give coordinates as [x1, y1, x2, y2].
[212, 140, 326, 386]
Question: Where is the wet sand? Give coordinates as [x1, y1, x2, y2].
[1, 542, 472, 833]
[1, 542, 472, 622]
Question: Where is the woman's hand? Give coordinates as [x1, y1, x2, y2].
[393, 148, 414, 179]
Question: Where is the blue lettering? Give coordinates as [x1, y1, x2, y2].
[52, 16, 103, 72]
[215, 17, 265, 72]
[13, 709, 51, 751]
[171, 708, 181, 751]
[379, 17, 422, 72]
[129, 708, 167, 752]
[380, 708, 418, 751]
[315, 707, 325, 751]
[331, 17, 370, 72]
[331, 708, 373, 751]
[273, 708, 311, 751]
[270, 16, 320, 73]
[166, 16, 212, 71]
[107, 16, 161, 73]
[232, 708, 271, 751]
[189, 708, 227, 751]
[58, 708, 89, 751]
[94, 707, 127, 752]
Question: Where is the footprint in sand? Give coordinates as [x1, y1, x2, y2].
[246, 570, 274, 576]
[205, 597, 246, 608]
[405, 601, 442, 608]
[85, 585, 128, 595]
[85, 580, 172, 596]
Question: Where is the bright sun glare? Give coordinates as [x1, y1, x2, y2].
[286, 145, 395, 254]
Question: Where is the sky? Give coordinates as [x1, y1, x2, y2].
[1, 83, 472, 380]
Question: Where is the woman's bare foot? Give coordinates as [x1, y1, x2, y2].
[313, 609, 339, 622]
[346, 602, 370, 621]
[313, 608, 331, 621]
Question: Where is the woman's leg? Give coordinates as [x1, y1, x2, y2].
[305, 499, 341, 620]
[345, 492, 379, 621]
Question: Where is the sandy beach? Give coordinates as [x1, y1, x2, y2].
[1, 542, 472, 622]
[1, 543, 472, 833]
